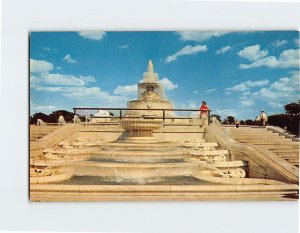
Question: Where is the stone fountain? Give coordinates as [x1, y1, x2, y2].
[119, 60, 173, 142]
[29, 60, 299, 201]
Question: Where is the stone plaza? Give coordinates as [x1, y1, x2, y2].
[30, 61, 299, 201]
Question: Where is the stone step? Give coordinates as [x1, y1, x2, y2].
[227, 132, 272, 136]
[229, 133, 280, 137]
[236, 140, 294, 145]
[274, 155, 299, 159]
[270, 150, 299, 157]
[261, 145, 299, 150]
[236, 139, 290, 143]
[230, 135, 285, 139]
[183, 142, 218, 148]
[286, 160, 299, 165]
[270, 148, 299, 152]
[190, 150, 228, 156]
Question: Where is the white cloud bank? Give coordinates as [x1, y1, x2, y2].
[113, 84, 137, 96]
[30, 59, 128, 110]
[177, 31, 229, 42]
[226, 72, 300, 109]
[113, 77, 178, 96]
[226, 79, 270, 92]
[252, 72, 300, 106]
[272, 40, 288, 47]
[78, 31, 106, 41]
[164, 45, 207, 63]
[31, 73, 96, 87]
[159, 77, 178, 90]
[238, 45, 268, 61]
[30, 59, 53, 73]
[30, 101, 57, 115]
[238, 44, 299, 69]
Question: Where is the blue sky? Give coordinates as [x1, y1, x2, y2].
[30, 31, 300, 120]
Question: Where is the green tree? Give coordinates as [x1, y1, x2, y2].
[30, 112, 51, 124]
[226, 116, 235, 125]
[245, 119, 254, 125]
[49, 110, 75, 123]
[268, 101, 300, 136]
[284, 101, 300, 116]
[210, 114, 222, 122]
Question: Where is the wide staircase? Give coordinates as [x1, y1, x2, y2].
[223, 126, 299, 167]
[30, 125, 60, 141]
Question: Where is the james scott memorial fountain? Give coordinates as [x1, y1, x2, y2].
[29, 60, 299, 201]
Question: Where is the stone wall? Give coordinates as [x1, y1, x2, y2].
[30, 124, 82, 157]
[76, 124, 204, 143]
[204, 124, 299, 184]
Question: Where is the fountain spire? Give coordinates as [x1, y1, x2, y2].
[147, 60, 154, 73]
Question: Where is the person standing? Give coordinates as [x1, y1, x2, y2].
[235, 119, 240, 128]
[199, 101, 210, 127]
[260, 110, 267, 126]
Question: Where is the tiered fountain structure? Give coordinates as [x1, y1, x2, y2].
[119, 60, 172, 142]
[29, 60, 299, 201]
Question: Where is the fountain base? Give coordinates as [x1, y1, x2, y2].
[119, 118, 163, 143]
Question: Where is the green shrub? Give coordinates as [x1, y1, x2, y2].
[268, 114, 299, 136]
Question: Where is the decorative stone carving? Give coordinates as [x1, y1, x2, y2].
[58, 115, 66, 125]
[73, 115, 82, 123]
[37, 119, 46, 126]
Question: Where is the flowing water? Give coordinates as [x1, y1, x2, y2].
[57, 175, 212, 185]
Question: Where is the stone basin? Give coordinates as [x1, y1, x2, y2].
[119, 118, 162, 133]
[119, 118, 163, 142]
[36, 161, 233, 184]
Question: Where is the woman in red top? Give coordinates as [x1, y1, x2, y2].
[199, 101, 209, 127]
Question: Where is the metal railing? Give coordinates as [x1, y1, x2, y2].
[73, 107, 211, 125]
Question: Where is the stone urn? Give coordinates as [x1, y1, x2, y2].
[119, 117, 163, 142]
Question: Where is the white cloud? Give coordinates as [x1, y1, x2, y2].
[268, 101, 285, 109]
[193, 90, 198, 94]
[238, 46, 299, 69]
[30, 59, 53, 73]
[234, 72, 300, 109]
[272, 40, 288, 47]
[164, 45, 207, 63]
[240, 99, 254, 107]
[226, 79, 269, 92]
[30, 101, 57, 115]
[63, 54, 78, 64]
[237, 45, 268, 61]
[30, 57, 130, 109]
[31, 85, 64, 92]
[78, 31, 106, 41]
[113, 84, 137, 96]
[240, 93, 255, 106]
[206, 88, 216, 93]
[159, 77, 178, 90]
[177, 31, 229, 42]
[118, 44, 128, 49]
[62, 86, 128, 105]
[241, 91, 251, 96]
[31, 73, 96, 87]
[216, 46, 231, 54]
